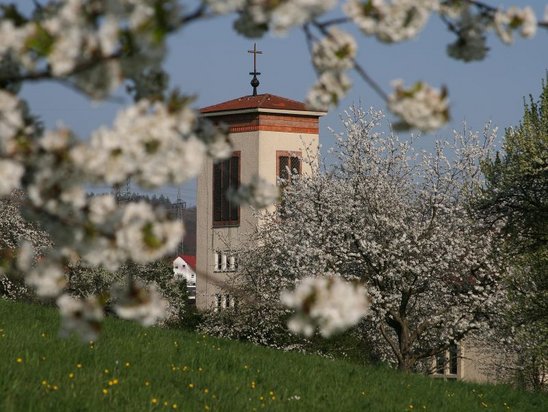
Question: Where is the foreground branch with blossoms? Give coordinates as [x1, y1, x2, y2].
[0, 0, 544, 340]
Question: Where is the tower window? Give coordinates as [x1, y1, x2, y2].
[213, 152, 240, 226]
[277, 151, 301, 184]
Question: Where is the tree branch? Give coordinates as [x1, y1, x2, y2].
[311, 20, 389, 102]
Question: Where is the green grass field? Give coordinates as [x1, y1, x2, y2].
[0, 299, 546, 411]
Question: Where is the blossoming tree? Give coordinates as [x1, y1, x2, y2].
[0, 1, 543, 339]
[237, 108, 505, 371]
[0, 190, 51, 299]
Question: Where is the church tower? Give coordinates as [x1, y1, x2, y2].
[195, 46, 326, 310]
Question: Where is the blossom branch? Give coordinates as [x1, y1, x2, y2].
[311, 20, 389, 102]
[0, 51, 123, 85]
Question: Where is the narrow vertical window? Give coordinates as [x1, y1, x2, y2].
[229, 255, 236, 271]
[435, 353, 446, 375]
[221, 253, 227, 271]
[213, 152, 240, 226]
[449, 344, 458, 375]
[214, 252, 220, 271]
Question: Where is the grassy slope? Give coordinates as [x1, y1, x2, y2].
[0, 300, 546, 412]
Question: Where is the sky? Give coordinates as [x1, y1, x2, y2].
[18, 1, 548, 205]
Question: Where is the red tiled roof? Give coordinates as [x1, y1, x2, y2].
[201, 94, 311, 114]
[181, 255, 196, 270]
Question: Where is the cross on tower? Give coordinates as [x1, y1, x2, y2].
[248, 43, 263, 96]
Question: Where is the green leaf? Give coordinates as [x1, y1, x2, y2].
[25, 24, 54, 57]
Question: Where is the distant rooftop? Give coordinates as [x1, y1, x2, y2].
[200, 93, 322, 114]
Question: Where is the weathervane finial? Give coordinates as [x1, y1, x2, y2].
[248, 43, 263, 96]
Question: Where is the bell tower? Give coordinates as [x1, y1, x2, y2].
[195, 47, 326, 310]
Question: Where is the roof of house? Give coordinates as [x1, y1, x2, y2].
[180, 255, 196, 270]
[200, 93, 316, 114]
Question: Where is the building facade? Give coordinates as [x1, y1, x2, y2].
[196, 93, 325, 310]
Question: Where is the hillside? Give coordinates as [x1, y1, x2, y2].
[0, 300, 546, 411]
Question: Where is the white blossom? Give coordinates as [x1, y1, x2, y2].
[446, 8, 489, 62]
[312, 28, 357, 73]
[98, 16, 120, 56]
[199, 120, 232, 161]
[281, 276, 370, 337]
[0, 20, 36, 69]
[205, 0, 245, 15]
[262, 0, 337, 36]
[0, 159, 24, 195]
[26, 262, 67, 298]
[306, 71, 351, 110]
[57, 294, 104, 342]
[80, 236, 126, 272]
[72, 100, 205, 187]
[228, 175, 279, 209]
[115, 201, 184, 264]
[88, 194, 118, 225]
[344, 0, 438, 43]
[111, 281, 168, 326]
[387, 79, 449, 131]
[40, 128, 72, 151]
[494, 6, 537, 44]
[0, 90, 25, 154]
[438, 1, 467, 19]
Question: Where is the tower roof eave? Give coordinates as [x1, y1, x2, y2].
[200, 93, 327, 117]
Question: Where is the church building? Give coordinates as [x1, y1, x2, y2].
[195, 45, 326, 310]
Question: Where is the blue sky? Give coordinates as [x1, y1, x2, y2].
[19, 2, 548, 205]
